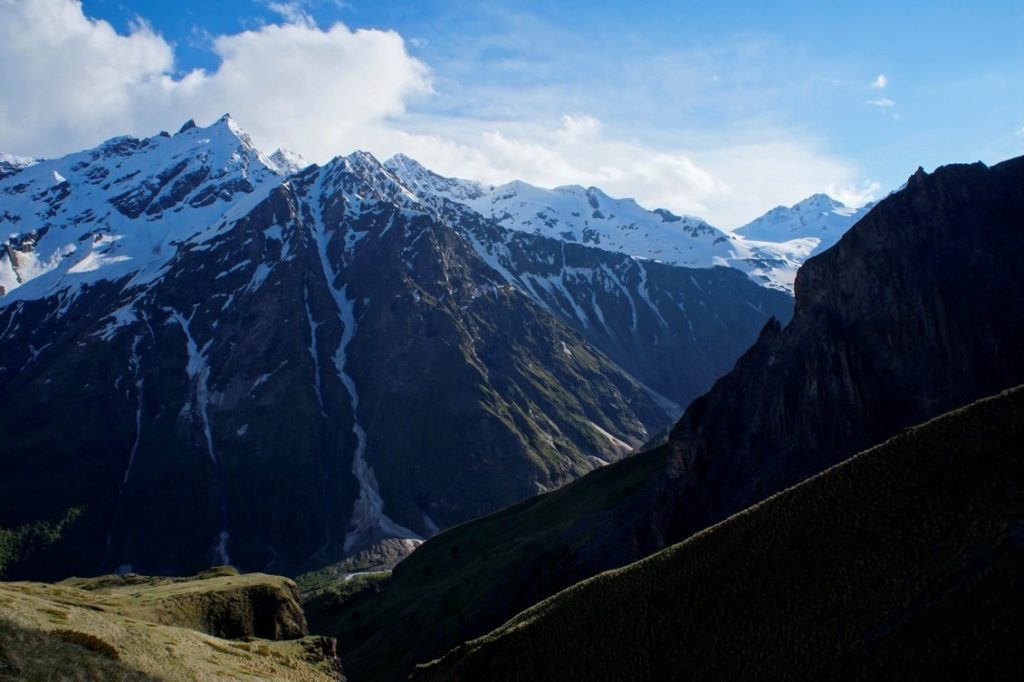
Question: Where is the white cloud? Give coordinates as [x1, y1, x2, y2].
[0, 0, 875, 227]
[264, 2, 316, 27]
[826, 180, 882, 207]
[374, 117, 870, 227]
[0, 0, 431, 158]
[870, 73, 888, 89]
[866, 97, 896, 108]
[0, 0, 173, 155]
[557, 114, 603, 142]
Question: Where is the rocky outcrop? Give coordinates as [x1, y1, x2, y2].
[64, 567, 308, 640]
[0, 568, 344, 680]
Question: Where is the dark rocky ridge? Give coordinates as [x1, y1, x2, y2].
[659, 158, 1024, 542]
[321, 155, 1024, 680]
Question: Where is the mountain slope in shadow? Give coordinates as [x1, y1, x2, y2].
[416, 384, 1024, 681]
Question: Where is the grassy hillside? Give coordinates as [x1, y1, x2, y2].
[0, 567, 342, 681]
[415, 385, 1024, 680]
[308, 446, 666, 680]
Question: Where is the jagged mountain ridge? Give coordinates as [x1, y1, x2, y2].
[386, 153, 729, 266]
[385, 153, 870, 292]
[0, 117, 790, 580]
[0, 115, 284, 299]
[318, 154, 1024, 681]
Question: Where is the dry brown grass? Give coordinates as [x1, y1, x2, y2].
[0, 572, 342, 681]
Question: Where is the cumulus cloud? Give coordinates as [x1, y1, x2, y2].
[0, 0, 173, 154]
[0, 0, 431, 157]
[870, 73, 888, 89]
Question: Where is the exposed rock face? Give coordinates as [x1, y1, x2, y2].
[325, 155, 1024, 681]
[0, 119, 789, 581]
[660, 158, 1024, 542]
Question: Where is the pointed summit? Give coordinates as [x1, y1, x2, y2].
[269, 148, 309, 175]
[733, 192, 870, 249]
[384, 153, 487, 204]
[176, 119, 197, 135]
[386, 152, 423, 169]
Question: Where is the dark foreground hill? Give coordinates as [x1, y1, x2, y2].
[415, 385, 1024, 681]
[311, 155, 1024, 680]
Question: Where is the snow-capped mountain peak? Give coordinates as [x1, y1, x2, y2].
[384, 154, 487, 203]
[319, 150, 424, 210]
[385, 160, 738, 269]
[733, 193, 873, 247]
[0, 116, 283, 299]
[268, 148, 309, 175]
[383, 156, 877, 293]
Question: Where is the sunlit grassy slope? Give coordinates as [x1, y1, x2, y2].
[0, 567, 341, 681]
[415, 385, 1024, 681]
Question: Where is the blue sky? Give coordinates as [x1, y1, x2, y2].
[1, 0, 1020, 226]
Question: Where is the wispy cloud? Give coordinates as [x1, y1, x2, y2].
[264, 2, 316, 27]
[870, 73, 888, 89]
[866, 97, 896, 108]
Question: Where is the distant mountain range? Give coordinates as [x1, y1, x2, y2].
[386, 153, 871, 293]
[0, 116, 792, 580]
[1, 136, 870, 299]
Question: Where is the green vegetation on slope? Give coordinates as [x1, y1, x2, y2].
[416, 385, 1024, 681]
[308, 446, 666, 681]
[0, 508, 82, 578]
[0, 568, 342, 681]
